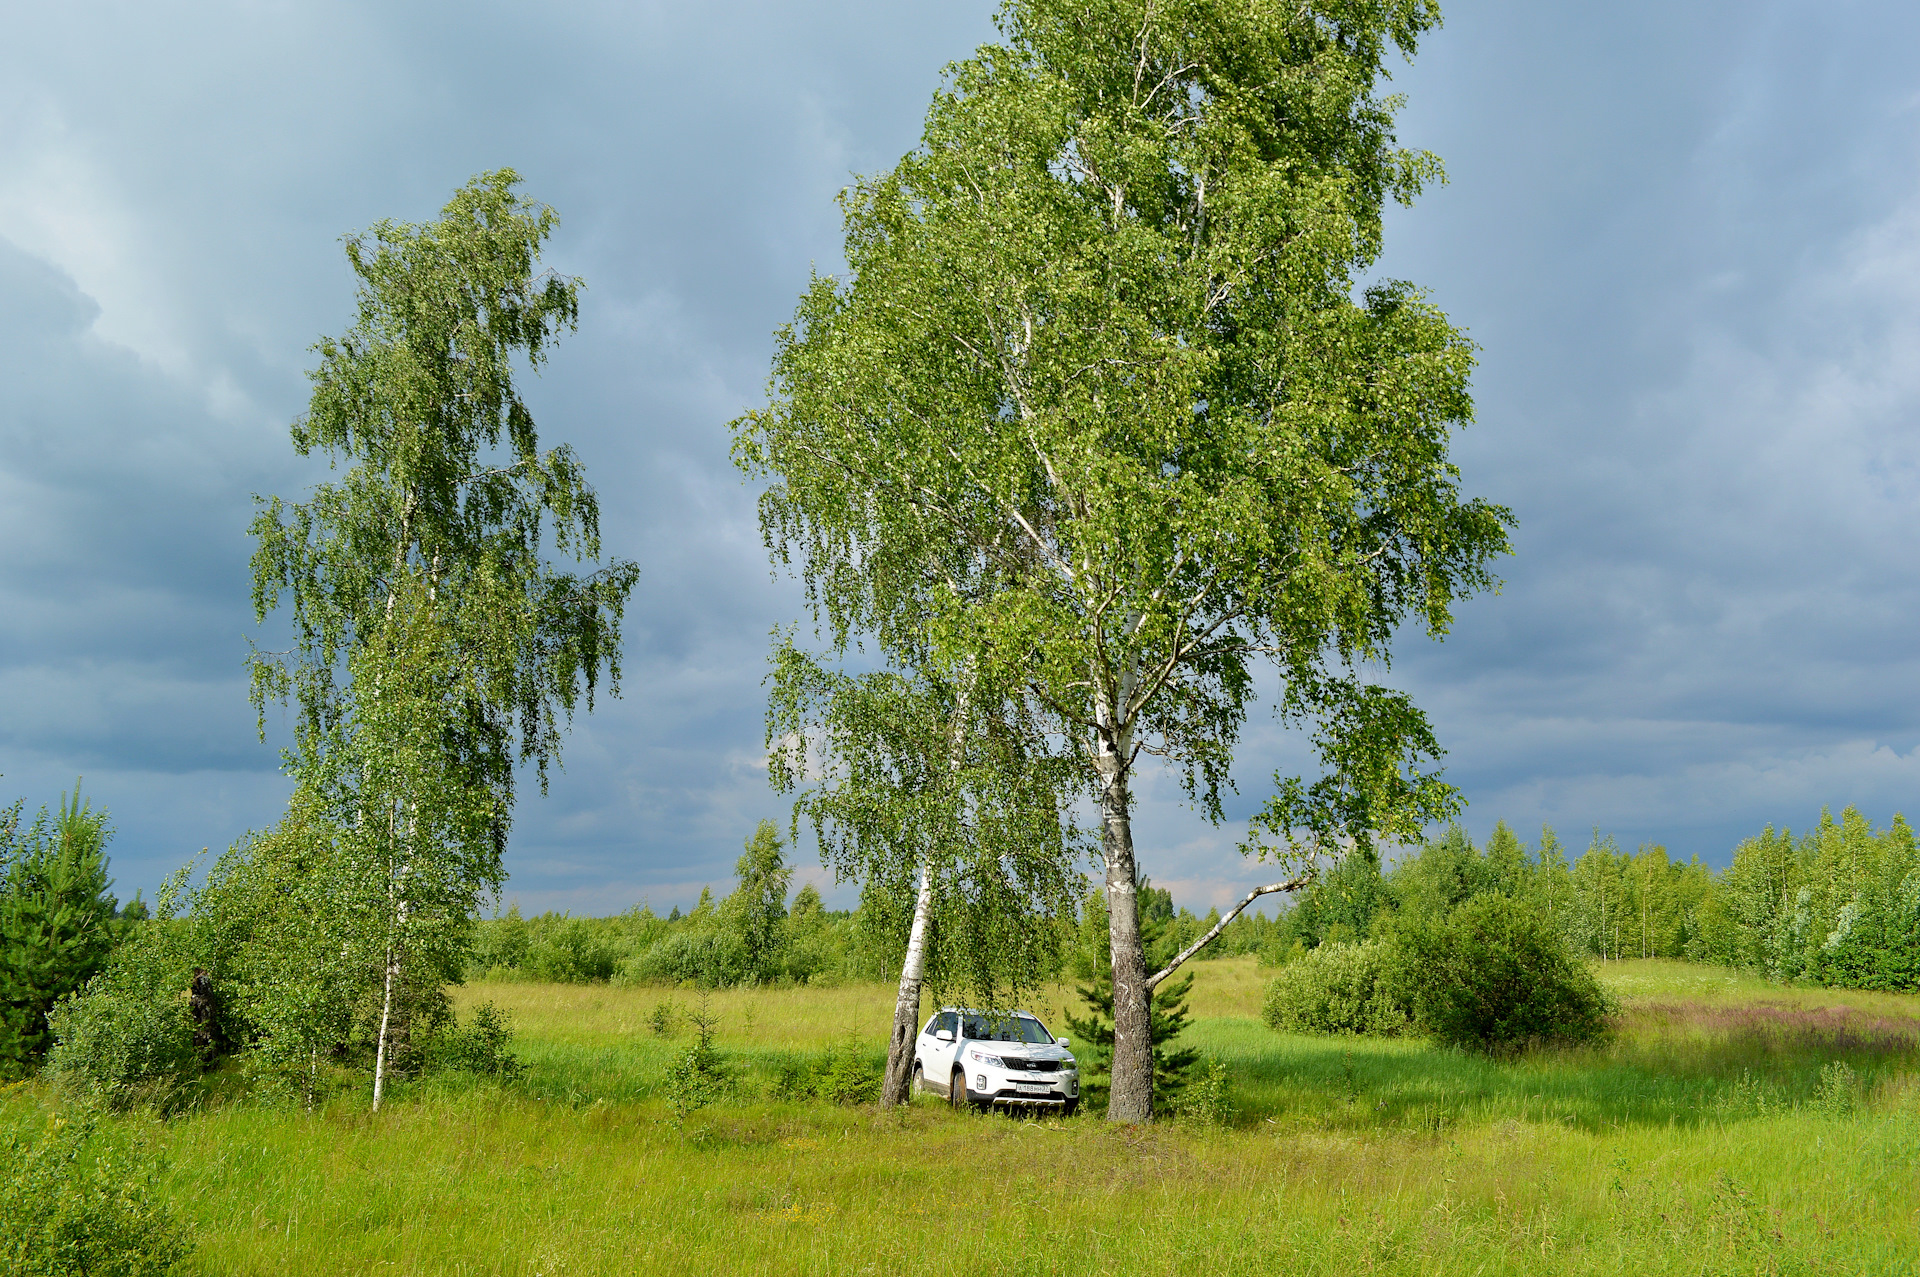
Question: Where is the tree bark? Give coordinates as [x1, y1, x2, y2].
[371, 942, 397, 1111]
[878, 859, 935, 1108]
[1100, 739, 1153, 1123]
[879, 662, 973, 1109]
[1146, 875, 1307, 992]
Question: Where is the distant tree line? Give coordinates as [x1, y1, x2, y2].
[463, 824, 1283, 992]
[1270, 807, 1920, 992]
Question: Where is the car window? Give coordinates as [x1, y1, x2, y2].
[933, 1011, 957, 1037]
[1013, 1015, 1054, 1044]
[959, 1014, 1054, 1043]
[922, 1015, 939, 1036]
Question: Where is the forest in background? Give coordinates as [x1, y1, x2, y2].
[456, 804, 1920, 995]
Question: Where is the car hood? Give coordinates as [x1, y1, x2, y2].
[967, 1043, 1075, 1064]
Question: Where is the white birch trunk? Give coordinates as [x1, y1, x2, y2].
[878, 664, 975, 1109]
[878, 859, 936, 1107]
[372, 942, 396, 1111]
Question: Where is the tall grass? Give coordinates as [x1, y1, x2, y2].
[3, 957, 1915, 1274]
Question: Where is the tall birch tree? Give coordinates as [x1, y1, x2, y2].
[769, 642, 1082, 1108]
[736, 0, 1509, 1120]
[250, 171, 637, 1106]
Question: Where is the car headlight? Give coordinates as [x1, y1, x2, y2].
[968, 1051, 1006, 1068]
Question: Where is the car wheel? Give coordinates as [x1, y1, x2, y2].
[911, 1063, 924, 1098]
[1063, 1099, 1079, 1117]
[949, 1068, 969, 1111]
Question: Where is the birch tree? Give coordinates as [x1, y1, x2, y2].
[769, 642, 1082, 1108]
[250, 171, 637, 1106]
[736, 0, 1508, 1120]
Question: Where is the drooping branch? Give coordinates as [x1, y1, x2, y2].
[1144, 874, 1307, 992]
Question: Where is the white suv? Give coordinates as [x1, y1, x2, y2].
[912, 1008, 1080, 1115]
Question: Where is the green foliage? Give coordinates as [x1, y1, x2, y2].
[814, 1036, 881, 1106]
[244, 170, 636, 1106]
[1066, 884, 1200, 1111]
[769, 651, 1083, 1007]
[737, 0, 1512, 1120]
[1170, 1057, 1235, 1127]
[662, 1000, 729, 1125]
[721, 822, 792, 983]
[424, 1001, 523, 1081]
[1261, 940, 1410, 1037]
[464, 870, 914, 991]
[43, 939, 198, 1112]
[528, 918, 618, 985]
[471, 904, 530, 974]
[1387, 895, 1614, 1053]
[1272, 849, 1393, 951]
[1, 785, 123, 1078]
[1809, 1060, 1861, 1117]
[1713, 809, 1920, 990]
[628, 929, 752, 990]
[248, 168, 637, 796]
[0, 1114, 191, 1276]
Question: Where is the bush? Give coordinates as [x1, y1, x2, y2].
[0, 1114, 192, 1275]
[424, 1001, 523, 1081]
[815, 1036, 879, 1106]
[625, 930, 752, 989]
[44, 930, 199, 1111]
[1261, 940, 1410, 1037]
[528, 919, 617, 984]
[1171, 1057, 1235, 1126]
[1389, 893, 1614, 1052]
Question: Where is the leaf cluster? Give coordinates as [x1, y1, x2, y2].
[735, 0, 1510, 845]
[250, 168, 637, 804]
[769, 641, 1085, 1004]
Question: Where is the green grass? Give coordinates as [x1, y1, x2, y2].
[6, 958, 1919, 1274]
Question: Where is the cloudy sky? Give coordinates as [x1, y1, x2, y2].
[4, 0, 1919, 914]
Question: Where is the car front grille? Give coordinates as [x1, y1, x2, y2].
[1001, 1058, 1061, 1073]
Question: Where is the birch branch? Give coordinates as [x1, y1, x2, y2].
[1145, 874, 1308, 992]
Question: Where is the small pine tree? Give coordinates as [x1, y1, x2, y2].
[1065, 879, 1198, 1114]
[0, 784, 121, 1078]
[664, 998, 728, 1125]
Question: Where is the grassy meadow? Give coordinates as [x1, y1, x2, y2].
[6, 958, 1920, 1275]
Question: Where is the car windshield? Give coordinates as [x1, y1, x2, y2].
[960, 1013, 1054, 1044]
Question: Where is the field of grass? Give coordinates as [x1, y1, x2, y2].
[6, 958, 1919, 1274]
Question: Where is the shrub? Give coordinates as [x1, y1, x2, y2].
[1171, 1057, 1235, 1126]
[528, 919, 618, 984]
[1260, 940, 1410, 1037]
[815, 1036, 879, 1106]
[424, 1001, 523, 1081]
[626, 930, 751, 988]
[44, 929, 199, 1112]
[0, 1114, 192, 1275]
[1389, 893, 1614, 1052]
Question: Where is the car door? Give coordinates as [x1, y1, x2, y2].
[919, 1011, 961, 1091]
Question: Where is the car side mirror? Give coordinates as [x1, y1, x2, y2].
[935, 1029, 954, 1043]
[1056, 1036, 1070, 1048]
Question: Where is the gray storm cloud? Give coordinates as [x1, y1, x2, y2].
[3, 0, 1919, 913]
